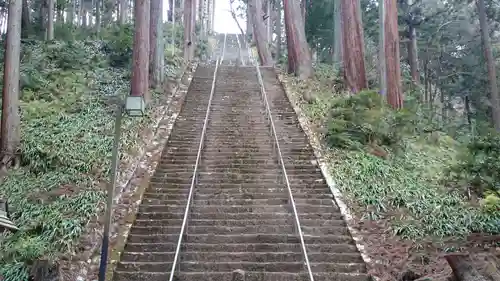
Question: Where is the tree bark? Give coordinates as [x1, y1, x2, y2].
[283, 0, 312, 79]
[78, 0, 83, 25]
[266, 0, 271, 43]
[249, 0, 272, 66]
[1, 0, 22, 169]
[275, 0, 282, 59]
[378, 0, 386, 96]
[149, 0, 164, 89]
[341, 0, 367, 93]
[47, 0, 54, 40]
[333, 0, 342, 67]
[477, 0, 500, 130]
[246, 4, 253, 42]
[95, 0, 101, 34]
[119, 0, 128, 24]
[183, 0, 195, 61]
[21, 0, 30, 38]
[131, 0, 150, 102]
[407, 24, 419, 85]
[444, 254, 490, 281]
[102, 0, 116, 25]
[68, 0, 75, 24]
[300, 0, 306, 20]
[82, 9, 87, 27]
[384, 0, 403, 109]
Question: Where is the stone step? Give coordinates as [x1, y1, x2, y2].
[134, 212, 344, 221]
[120, 251, 364, 264]
[137, 204, 293, 214]
[116, 260, 366, 273]
[113, 271, 372, 281]
[124, 242, 359, 254]
[144, 187, 331, 195]
[126, 233, 355, 245]
[140, 198, 336, 206]
[133, 218, 346, 229]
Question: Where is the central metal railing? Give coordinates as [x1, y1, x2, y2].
[242, 36, 315, 281]
[167, 52, 222, 281]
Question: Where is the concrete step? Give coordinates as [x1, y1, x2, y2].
[113, 271, 372, 281]
[123, 242, 359, 253]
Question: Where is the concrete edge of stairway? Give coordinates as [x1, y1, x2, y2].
[272, 68, 379, 281]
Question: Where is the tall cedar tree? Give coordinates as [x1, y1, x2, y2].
[384, 0, 403, 109]
[407, 27, 419, 85]
[150, 0, 164, 88]
[120, 0, 128, 24]
[249, 0, 272, 66]
[341, 0, 367, 93]
[1, 0, 22, 168]
[477, 0, 500, 130]
[184, 0, 195, 61]
[283, 0, 313, 80]
[131, 0, 150, 101]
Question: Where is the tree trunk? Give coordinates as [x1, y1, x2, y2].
[275, 0, 282, 59]
[131, 0, 150, 102]
[300, 0, 305, 20]
[21, 0, 30, 38]
[102, 0, 115, 25]
[78, 0, 83, 25]
[210, 0, 214, 33]
[248, 0, 272, 66]
[341, 0, 367, 93]
[47, 0, 54, 40]
[477, 0, 500, 130]
[1, 0, 22, 169]
[95, 0, 101, 34]
[82, 9, 87, 27]
[246, 4, 253, 42]
[283, 0, 312, 78]
[407, 24, 419, 85]
[444, 254, 490, 281]
[384, 0, 403, 109]
[183, 0, 195, 61]
[149, 0, 164, 88]
[119, 0, 128, 24]
[378, 0, 386, 96]
[266, 0, 271, 43]
[68, 0, 75, 24]
[333, 0, 342, 66]
[57, 8, 63, 24]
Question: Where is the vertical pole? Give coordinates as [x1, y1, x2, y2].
[172, 0, 176, 56]
[97, 104, 123, 281]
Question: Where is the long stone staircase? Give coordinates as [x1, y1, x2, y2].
[111, 34, 371, 281]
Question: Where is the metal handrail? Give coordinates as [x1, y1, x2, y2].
[167, 56, 221, 281]
[247, 47, 315, 281]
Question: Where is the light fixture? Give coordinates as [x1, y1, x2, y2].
[0, 199, 18, 232]
[125, 95, 146, 117]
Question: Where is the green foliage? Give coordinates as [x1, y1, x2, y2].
[447, 132, 500, 211]
[100, 24, 135, 67]
[287, 64, 500, 240]
[326, 90, 406, 149]
[331, 143, 499, 239]
[0, 27, 182, 280]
